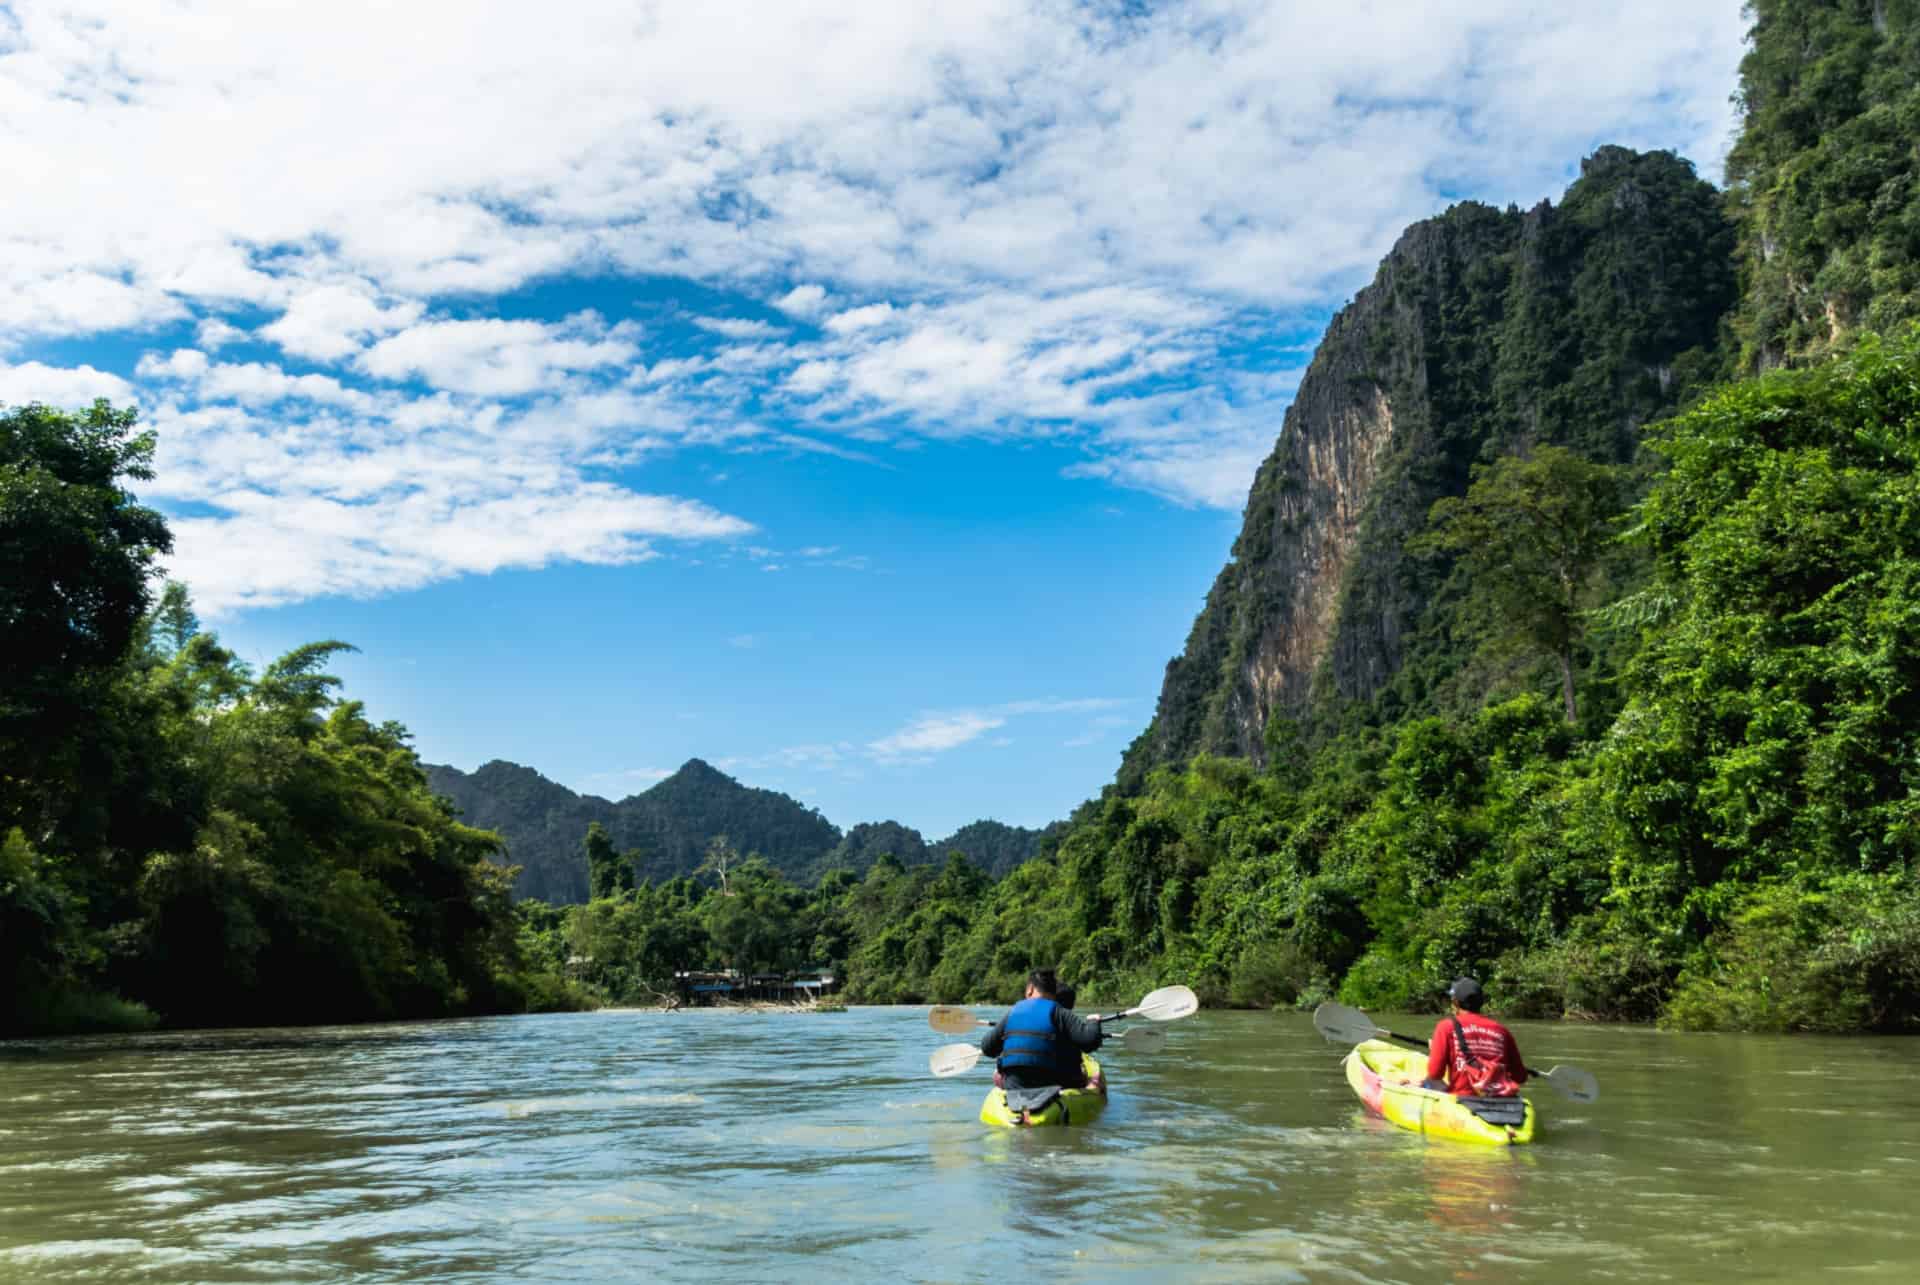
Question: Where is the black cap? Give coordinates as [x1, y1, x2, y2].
[1447, 976, 1485, 1005]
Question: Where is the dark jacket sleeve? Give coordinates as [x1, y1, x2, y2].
[979, 1014, 1009, 1059]
[1055, 1007, 1104, 1052]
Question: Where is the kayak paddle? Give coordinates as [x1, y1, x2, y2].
[1092, 984, 1199, 1024]
[928, 1005, 988, 1035]
[929, 1023, 1166, 1077]
[930, 984, 1198, 1036]
[1311, 1000, 1600, 1105]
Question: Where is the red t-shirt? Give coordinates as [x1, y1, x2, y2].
[1426, 1010, 1528, 1096]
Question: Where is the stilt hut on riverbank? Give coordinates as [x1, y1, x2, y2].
[671, 968, 842, 1006]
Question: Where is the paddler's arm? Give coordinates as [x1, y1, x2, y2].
[1425, 1020, 1450, 1085]
[1057, 1007, 1103, 1052]
[1505, 1030, 1530, 1085]
[979, 1014, 1009, 1059]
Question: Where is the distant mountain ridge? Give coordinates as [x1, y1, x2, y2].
[425, 757, 1055, 902]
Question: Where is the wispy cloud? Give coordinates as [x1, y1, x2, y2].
[866, 697, 1133, 762]
[131, 371, 755, 613]
[1064, 714, 1137, 748]
[357, 313, 639, 397]
[692, 316, 787, 340]
[868, 713, 1007, 760]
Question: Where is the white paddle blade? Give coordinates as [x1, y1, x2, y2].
[930, 1043, 984, 1078]
[1312, 1001, 1386, 1046]
[1539, 1065, 1600, 1104]
[1135, 985, 1200, 1021]
[1122, 1024, 1167, 1054]
[927, 1006, 985, 1035]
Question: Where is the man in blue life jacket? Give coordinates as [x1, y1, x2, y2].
[979, 968, 1104, 1123]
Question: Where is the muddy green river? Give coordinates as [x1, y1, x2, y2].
[2, 1008, 1915, 1282]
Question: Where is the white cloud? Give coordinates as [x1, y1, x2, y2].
[0, 2, 1744, 334]
[867, 697, 1131, 761]
[692, 316, 786, 339]
[137, 349, 375, 410]
[137, 382, 754, 613]
[773, 285, 831, 318]
[260, 283, 423, 362]
[995, 698, 1129, 717]
[165, 480, 749, 613]
[358, 313, 639, 397]
[195, 317, 245, 350]
[824, 303, 896, 334]
[0, 359, 134, 406]
[869, 713, 1007, 760]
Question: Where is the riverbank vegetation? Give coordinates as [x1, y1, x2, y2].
[1, 402, 587, 1036]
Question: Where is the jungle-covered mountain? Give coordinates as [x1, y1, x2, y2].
[425, 758, 1052, 901]
[1122, 144, 1737, 778]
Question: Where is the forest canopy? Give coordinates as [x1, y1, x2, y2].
[1, 401, 579, 1035]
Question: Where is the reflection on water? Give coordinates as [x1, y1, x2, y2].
[3, 1009, 1918, 1282]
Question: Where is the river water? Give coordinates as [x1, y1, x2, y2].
[2, 1007, 1916, 1283]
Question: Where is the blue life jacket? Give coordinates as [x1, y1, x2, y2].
[996, 996, 1059, 1071]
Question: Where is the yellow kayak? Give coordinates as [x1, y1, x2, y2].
[980, 1056, 1106, 1128]
[1345, 1039, 1535, 1146]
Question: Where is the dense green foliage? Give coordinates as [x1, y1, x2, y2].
[2, 404, 576, 1036]
[1419, 447, 1629, 723]
[1728, 0, 1920, 368]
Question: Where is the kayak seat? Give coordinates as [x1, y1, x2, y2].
[1458, 1095, 1527, 1126]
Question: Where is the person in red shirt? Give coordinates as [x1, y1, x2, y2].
[1424, 976, 1528, 1097]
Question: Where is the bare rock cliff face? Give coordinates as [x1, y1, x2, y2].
[1124, 147, 1736, 777]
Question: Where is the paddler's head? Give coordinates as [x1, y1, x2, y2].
[1025, 968, 1059, 1000]
[1447, 976, 1486, 1013]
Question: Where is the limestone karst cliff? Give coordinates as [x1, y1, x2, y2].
[1124, 147, 1737, 777]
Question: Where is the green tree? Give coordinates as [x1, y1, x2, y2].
[1, 400, 172, 832]
[1422, 446, 1627, 723]
[1727, 0, 1920, 367]
[583, 821, 634, 899]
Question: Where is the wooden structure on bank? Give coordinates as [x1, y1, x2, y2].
[671, 967, 840, 1006]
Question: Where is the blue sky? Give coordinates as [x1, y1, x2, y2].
[0, 1, 1748, 836]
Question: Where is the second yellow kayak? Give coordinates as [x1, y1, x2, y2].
[1345, 1039, 1535, 1146]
